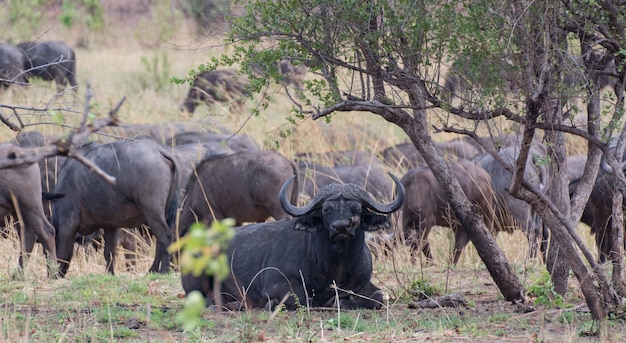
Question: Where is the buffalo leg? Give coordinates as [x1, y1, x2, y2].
[452, 226, 470, 265]
[120, 229, 138, 272]
[340, 281, 384, 309]
[18, 197, 58, 274]
[103, 229, 120, 275]
[144, 218, 172, 273]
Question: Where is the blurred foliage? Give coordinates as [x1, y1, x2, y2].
[2, 0, 45, 41]
[180, 0, 231, 32]
[138, 51, 172, 92]
[58, 0, 104, 47]
[135, 0, 183, 48]
[169, 219, 235, 331]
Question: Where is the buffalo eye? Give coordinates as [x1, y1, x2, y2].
[322, 203, 336, 216]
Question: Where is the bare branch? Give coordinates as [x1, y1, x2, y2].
[0, 85, 124, 185]
[67, 150, 116, 184]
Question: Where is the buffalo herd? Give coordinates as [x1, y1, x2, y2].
[2, 40, 624, 310]
[1, 122, 625, 309]
[0, 40, 77, 92]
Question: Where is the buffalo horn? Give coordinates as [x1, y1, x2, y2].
[352, 173, 405, 214]
[599, 155, 626, 174]
[279, 173, 405, 217]
[279, 176, 338, 217]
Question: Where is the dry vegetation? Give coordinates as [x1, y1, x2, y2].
[0, 2, 625, 342]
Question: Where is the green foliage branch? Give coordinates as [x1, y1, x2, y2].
[169, 219, 235, 331]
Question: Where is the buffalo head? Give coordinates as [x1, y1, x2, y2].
[279, 174, 404, 241]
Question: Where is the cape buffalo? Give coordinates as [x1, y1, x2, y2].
[52, 139, 180, 276]
[17, 41, 77, 92]
[400, 160, 495, 264]
[574, 152, 626, 263]
[181, 174, 405, 310]
[474, 144, 551, 259]
[0, 43, 26, 89]
[0, 144, 57, 274]
[180, 60, 308, 114]
[179, 69, 250, 113]
[178, 150, 299, 236]
[168, 142, 234, 197]
[14, 131, 67, 202]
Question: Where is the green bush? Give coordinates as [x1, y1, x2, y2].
[57, 0, 104, 47]
[3, 0, 45, 40]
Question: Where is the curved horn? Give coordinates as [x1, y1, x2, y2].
[352, 173, 405, 214]
[600, 155, 614, 174]
[279, 176, 338, 217]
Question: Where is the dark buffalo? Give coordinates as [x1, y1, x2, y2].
[298, 161, 392, 202]
[17, 41, 77, 92]
[0, 43, 26, 89]
[181, 174, 405, 310]
[252, 59, 308, 92]
[179, 69, 250, 113]
[474, 144, 551, 259]
[14, 131, 67, 204]
[0, 144, 57, 273]
[52, 139, 180, 276]
[164, 131, 260, 152]
[401, 160, 495, 264]
[168, 142, 234, 198]
[383, 137, 482, 171]
[572, 151, 626, 263]
[178, 150, 299, 236]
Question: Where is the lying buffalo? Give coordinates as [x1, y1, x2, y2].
[178, 150, 299, 236]
[0, 144, 58, 274]
[401, 160, 495, 264]
[181, 174, 405, 310]
[0, 43, 26, 89]
[17, 41, 77, 92]
[52, 139, 180, 276]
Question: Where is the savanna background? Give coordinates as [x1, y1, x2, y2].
[0, 0, 622, 342]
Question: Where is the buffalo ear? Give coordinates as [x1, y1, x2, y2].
[294, 215, 322, 232]
[362, 211, 391, 231]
